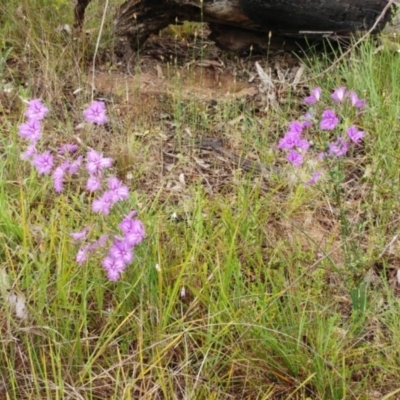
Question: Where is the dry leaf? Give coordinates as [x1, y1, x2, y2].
[255, 61, 275, 91]
[275, 63, 286, 84]
[75, 122, 85, 130]
[292, 65, 305, 89]
[255, 62, 279, 111]
[194, 157, 210, 169]
[8, 293, 28, 320]
[0, 269, 29, 321]
[228, 114, 244, 126]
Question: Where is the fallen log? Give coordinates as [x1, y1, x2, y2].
[74, 0, 395, 52]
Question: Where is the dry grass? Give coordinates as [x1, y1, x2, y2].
[1, 1, 400, 399]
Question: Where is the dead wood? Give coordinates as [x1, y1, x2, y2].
[74, 0, 395, 52]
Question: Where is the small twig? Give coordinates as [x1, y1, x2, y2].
[379, 232, 399, 258]
[91, 0, 110, 100]
[302, 0, 395, 84]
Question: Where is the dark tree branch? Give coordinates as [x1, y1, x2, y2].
[74, 0, 91, 29]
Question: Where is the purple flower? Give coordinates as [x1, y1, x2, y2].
[347, 125, 365, 144]
[70, 226, 89, 241]
[305, 172, 322, 186]
[76, 245, 89, 265]
[320, 109, 339, 130]
[22, 144, 37, 160]
[124, 210, 137, 219]
[118, 214, 137, 234]
[52, 165, 66, 193]
[83, 101, 108, 125]
[348, 91, 366, 109]
[88, 234, 109, 251]
[18, 119, 42, 142]
[331, 87, 347, 103]
[328, 137, 348, 157]
[102, 255, 126, 272]
[53, 180, 63, 193]
[301, 112, 314, 128]
[32, 151, 53, 175]
[101, 256, 126, 281]
[119, 215, 145, 246]
[304, 87, 322, 104]
[85, 149, 113, 175]
[296, 139, 310, 152]
[25, 99, 49, 121]
[59, 160, 71, 171]
[109, 239, 134, 265]
[277, 131, 301, 150]
[107, 177, 129, 203]
[288, 121, 303, 135]
[86, 176, 102, 192]
[287, 150, 303, 167]
[68, 156, 83, 174]
[59, 143, 78, 154]
[105, 268, 121, 281]
[92, 191, 114, 215]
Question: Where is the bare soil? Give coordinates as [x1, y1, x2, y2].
[82, 32, 400, 294]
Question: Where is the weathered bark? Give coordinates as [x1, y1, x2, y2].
[207, 23, 300, 52]
[74, 0, 394, 52]
[74, 0, 91, 29]
[114, 1, 203, 51]
[239, 0, 392, 34]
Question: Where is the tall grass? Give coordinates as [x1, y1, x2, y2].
[1, 0, 400, 398]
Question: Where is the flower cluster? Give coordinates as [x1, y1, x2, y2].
[72, 211, 145, 281]
[277, 120, 310, 167]
[277, 86, 366, 184]
[18, 99, 145, 281]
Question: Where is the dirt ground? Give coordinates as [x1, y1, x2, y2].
[85, 32, 400, 295]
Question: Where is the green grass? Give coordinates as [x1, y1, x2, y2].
[1, 0, 400, 399]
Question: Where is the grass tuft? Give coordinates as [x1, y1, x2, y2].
[1, 1, 400, 398]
